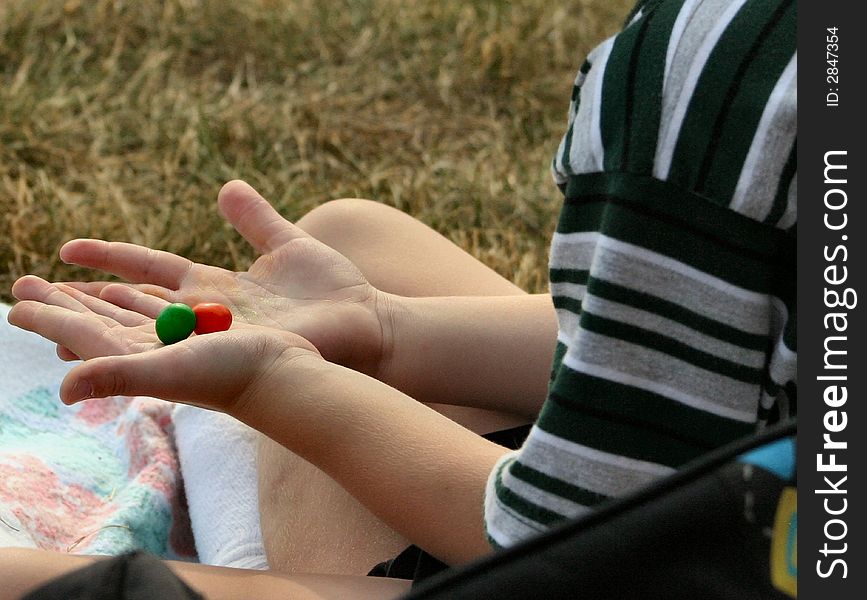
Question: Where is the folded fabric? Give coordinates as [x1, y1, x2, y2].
[173, 405, 268, 570]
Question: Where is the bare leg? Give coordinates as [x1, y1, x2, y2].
[297, 198, 526, 298]
[0, 548, 410, 600]
[259, 199, 530, 574]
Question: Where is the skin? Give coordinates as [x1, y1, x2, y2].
[7, 276, 508, 564]
[256, 197, 551, 574]
[5, 180, 560, 590]
[0, 547, 411, 600]
[55, 181, 558, 418]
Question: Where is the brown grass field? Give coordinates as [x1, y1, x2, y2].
[1, 0, 631, 303]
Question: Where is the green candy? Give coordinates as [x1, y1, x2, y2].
[155, 303, 197, 345]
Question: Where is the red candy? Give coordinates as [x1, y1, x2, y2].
[192, 303, 233, 335]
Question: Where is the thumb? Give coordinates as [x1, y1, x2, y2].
[60, 334, 269, 411]
[217, 180, 308, 254]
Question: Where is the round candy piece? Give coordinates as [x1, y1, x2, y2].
[192, 303, 233, 335]
[155, 303, 197, 345]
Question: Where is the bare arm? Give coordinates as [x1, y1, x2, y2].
[379, 292, 557, 418]
[238, 356, 511, 565]
[56, 182, 558, 419]
[68, 350, 510, 565]
[8, 279, 508, 565]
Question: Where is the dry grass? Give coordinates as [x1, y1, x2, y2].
[1, 0, 631, 303]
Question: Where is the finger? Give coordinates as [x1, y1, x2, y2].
[7, 301, 109, 358]
[61, 281, 172, 298]
[55, 283, 152, 326]
[98, 283, 170, 319]
[12, 275, 90, 312]
[217, 180, 309, 254]
[60, 239, 194, 289]
[57, 281, 115, 296]
[57, 281, 177, 308]
[60, 333, 262, 406]
[57, 345, 80, 361]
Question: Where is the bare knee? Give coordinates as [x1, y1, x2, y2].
[297, 198, 397, 253]
[296, 197, 522, 297]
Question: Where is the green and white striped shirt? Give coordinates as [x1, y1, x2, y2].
[484, 0, 796, 547]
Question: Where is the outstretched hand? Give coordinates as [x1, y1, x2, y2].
[58, 181, 390, 376]
[8, 275, 320, 414]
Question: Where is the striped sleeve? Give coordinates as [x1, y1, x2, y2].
[486, 0, 796, 548]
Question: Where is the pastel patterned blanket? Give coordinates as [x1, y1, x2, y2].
[0, 303, 196, 559]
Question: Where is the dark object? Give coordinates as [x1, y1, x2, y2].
[22, 551, 204, 600]
[26, 423, 796, 600]
[401, 420, 797, 600]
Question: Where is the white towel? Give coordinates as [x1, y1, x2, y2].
[172, 404, 268, 570]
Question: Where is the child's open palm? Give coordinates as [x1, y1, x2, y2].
[8, 275, 320, 414]
[56, 180, 388, 376]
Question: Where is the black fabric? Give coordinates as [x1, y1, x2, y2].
[22, 551, 203, 600]
[401, 420, 796, 600]
[367, 544, 450, 583]
[368, 424, 533, 584]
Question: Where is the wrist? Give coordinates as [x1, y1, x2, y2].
[371, 290, 401, 384]
[231, 339, 327, 428]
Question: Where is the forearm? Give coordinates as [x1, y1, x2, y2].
[379, 293, 557, 418]
[237, 357, 510, 566]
